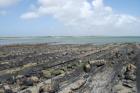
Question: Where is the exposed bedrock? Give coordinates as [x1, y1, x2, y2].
[0, 43, 139, 93]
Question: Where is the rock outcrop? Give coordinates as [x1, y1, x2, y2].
[0, 43, 139, 93]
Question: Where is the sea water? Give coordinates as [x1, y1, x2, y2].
[0, 36, 140, 45]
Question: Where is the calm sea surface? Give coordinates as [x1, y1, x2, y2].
[0, 36, 140, 45]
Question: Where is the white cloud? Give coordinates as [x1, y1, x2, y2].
[0, 0, 20, 8]
[20, 12, 39, 19]
[21, 0, 140, 35]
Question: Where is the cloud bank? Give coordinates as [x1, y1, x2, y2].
[21, 0, 140, 35]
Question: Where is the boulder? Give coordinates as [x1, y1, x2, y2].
[83, 63, 91, 73]
[71, 78, 86, 91]
[3, 84, 13, 93]
[39, 83, 55, 93]
[125, 64, 136, 81]
[89, 60, 106, 67]
[126, 64, 136, 72]
[39, 81, 59, 93]
[30, 76, 39, 83]
[22, 78, 33, 86]
[42, 70, 51, 78]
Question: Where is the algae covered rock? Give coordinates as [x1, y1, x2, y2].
[42, 69, 64, 78]
[42, 70, 52, 79]
[83, 63, 91, 73]
[51, 70, 64, 76]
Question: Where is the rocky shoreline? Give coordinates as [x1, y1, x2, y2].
[0, 43, 139, 93]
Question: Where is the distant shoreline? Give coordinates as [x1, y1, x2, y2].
[1, 36, 140, 38]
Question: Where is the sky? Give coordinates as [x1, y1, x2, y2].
[0, 0, 140, 36]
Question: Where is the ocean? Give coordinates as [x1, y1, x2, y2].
[0, 36, 140, 45]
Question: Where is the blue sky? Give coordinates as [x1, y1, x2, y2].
[105, 0, 140, 16]
[0, 0, 140, 36]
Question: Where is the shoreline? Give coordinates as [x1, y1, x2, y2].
[0, 43, 139, 93]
